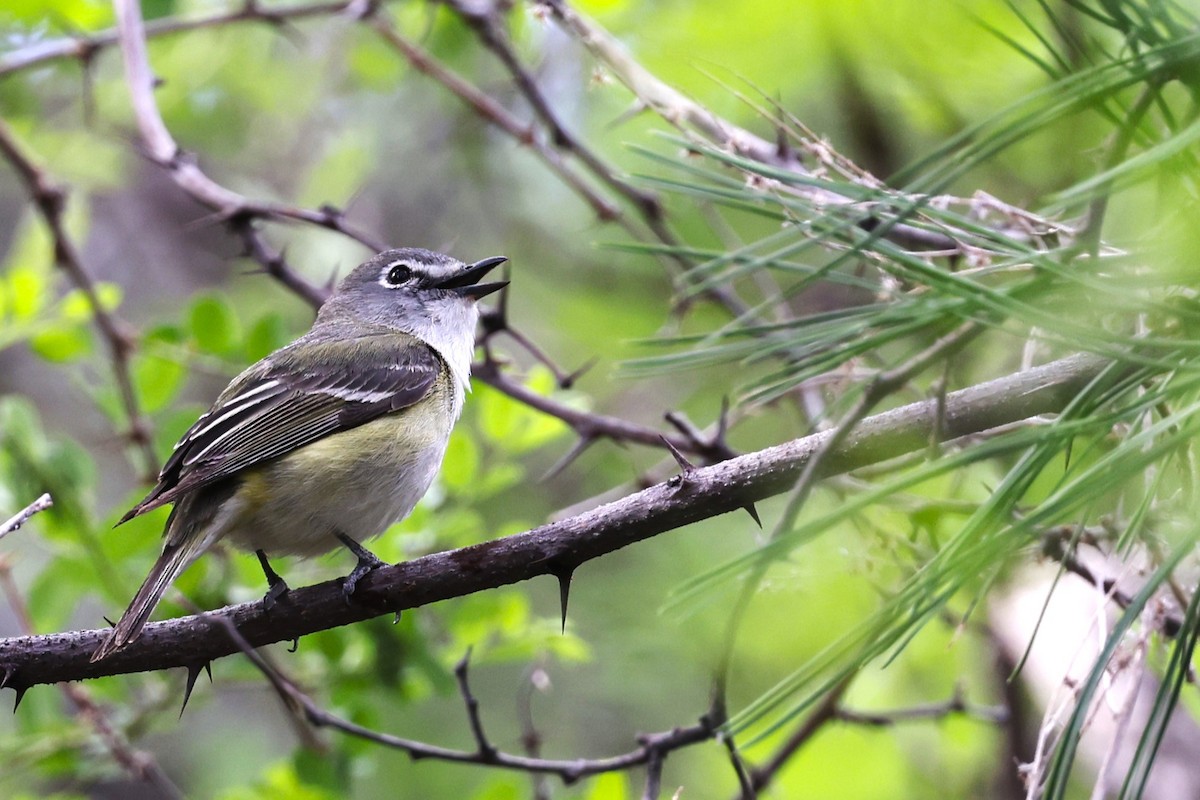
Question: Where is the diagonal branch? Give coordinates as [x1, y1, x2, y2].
[111, 0, 386, 251]
[0, 0, 376, 78]
[0, 494, 53, 542]
[0, 121, 159, 476]
[0, 352, 1112, 689]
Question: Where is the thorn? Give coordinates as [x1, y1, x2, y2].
[180, 661, 212, 717]
[11, 686, 26, 712]
[455, 645, 473, 677]
[0, 668, 13, 690]
[607, 98, 648, 130]
[717, 397, 731, 442]
[103, 616, 115, 628]
[393, 610, 402, 624]
[660, 435, 696, 474]
[496, 264, 512, 321]
[287, 638, 299, 653]
[479, 307, 505, 337]
[554, 568, 574, 633]
[775, 124, 793, 161]
[742, 503, 762, 528]
[540, 435, 596, 482]
[559, 358, 598, 390]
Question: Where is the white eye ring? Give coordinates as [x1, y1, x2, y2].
[382, 262, 413, 287]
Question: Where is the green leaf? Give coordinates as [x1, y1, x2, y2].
[582, 773, 629, 800]
[133, 352, 186, 413]
[7, 263, 46, 319]
[216, 761, 337, 800]
[29, 327, 90, 363]
[244, 312, 288, 362]
[476, 367, 570, 453]
[189, 294, 239, 355]
[59, 284, 122, 322]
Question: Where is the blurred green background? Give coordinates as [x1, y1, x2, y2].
[1, 1, 1194, 798]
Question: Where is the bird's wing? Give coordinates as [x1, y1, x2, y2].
[119, 333, 444, 523]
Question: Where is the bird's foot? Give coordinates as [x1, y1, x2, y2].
[336, 533, 386, 603]
[256, 550, 290, 612]
[263, 577, 290, 612]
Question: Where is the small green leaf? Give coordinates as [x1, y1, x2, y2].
[347, 37, 403, 90]
[583, 773, 629, 800]
[59, 290, 94, 322]
[30, 327, 90, 362]
[134, 353, 186, 413]
[189, 295, 239, 354]
[8, 263, 46, 319]
[244, 312, 288, 361]
[468, 777, 523, 800]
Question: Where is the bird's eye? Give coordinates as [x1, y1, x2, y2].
[385, 264, 413, 286]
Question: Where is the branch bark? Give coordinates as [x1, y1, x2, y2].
[0, 352, 1111, 691]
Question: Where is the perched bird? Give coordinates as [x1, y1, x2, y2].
[92, 248, 507, 661]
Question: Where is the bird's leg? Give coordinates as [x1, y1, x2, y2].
[256, 550, 290, 611]
[336, 533, 386, 601]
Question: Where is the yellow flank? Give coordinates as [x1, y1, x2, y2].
[222, 377, 454, 558]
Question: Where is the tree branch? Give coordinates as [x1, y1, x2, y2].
[0, 352, 1112, 690]
[111, 0, 385, 251]
[0, 121, 159, 477]
[0, 0, 375, 78]
[0, 493, 53, 542]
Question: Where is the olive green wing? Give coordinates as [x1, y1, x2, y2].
[119, 334, 443, 523]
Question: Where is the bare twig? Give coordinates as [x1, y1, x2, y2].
[367, 11, 622, 222]
[837, 692, 1009, 727]
[473, 359, 720, 459]
[232, 219, 329, 309]
[442, 0, 661, 221]
[455, 649, 498, 761]
[0, 121, 158, 477]
[112, 0, 386, 250]
[0, 558, 181, 797]
[745, 676, 850, 795]
[0, 494, 53, 542]
[0, 0, 375, 78]
[217, 615, 716, 783]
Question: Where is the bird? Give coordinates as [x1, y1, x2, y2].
[91, 248, 507, 661]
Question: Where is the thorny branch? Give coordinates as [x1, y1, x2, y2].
[221, 609, 999, 793]
[709, 321, 984, 747]
[220, 616, 717, 785]
[111, 0, 386, 255]
[0, 351, 1113, 687]
[0, 556, 181, 797]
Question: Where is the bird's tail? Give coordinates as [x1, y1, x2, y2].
[91, 540, 193, 662]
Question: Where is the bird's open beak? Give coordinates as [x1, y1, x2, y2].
[437, 256, 508, 299]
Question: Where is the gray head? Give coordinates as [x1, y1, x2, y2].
[316, 248, 507, 390]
